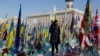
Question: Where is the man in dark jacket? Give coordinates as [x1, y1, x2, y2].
[49, 20, 60, 56]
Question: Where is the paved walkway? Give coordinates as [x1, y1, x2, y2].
[44, 50, 63, 56]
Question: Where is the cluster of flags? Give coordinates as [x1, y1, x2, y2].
[69, 0, 100, 53]
[93, 7, 100, 52]
[0, 0, 99, 55]
[0, 4, 23, 55]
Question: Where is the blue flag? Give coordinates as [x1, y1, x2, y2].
[70, 12, 75, 34]
[20, 21, 25, 51]
[15, 4, 21, 53]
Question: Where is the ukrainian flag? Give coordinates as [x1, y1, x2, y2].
[6, 19, 14, 49]
[20, 23, 25, 36]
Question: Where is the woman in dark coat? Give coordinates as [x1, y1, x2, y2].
[49, 20, 60, 56]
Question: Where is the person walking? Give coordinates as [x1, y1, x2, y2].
[49, 20, 60, 56]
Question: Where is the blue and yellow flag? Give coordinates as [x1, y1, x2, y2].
[20, 22, 25, 36]
[15, 4, 21, 53]
[7, 19, 14, 49]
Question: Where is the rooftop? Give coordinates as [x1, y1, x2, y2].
[27, 8, 84, 18]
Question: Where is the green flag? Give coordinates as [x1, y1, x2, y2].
[84, 0, 92, 34]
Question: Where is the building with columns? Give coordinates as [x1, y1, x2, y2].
[27, 0, 84, 31]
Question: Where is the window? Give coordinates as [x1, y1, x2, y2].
[67, 5, 69, 8]
[71, 5, 73, 8]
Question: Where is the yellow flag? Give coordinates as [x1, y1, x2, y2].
[6, 29, 14, 49]
[52, 14, 56, 21]
[20, 26, 24, 35]
[27, 35, 31, 41]
[6, 20, 14, 49]
[4, 23, 9, 30]
[43, 30, 47, 38]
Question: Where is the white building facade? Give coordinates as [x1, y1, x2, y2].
[27, 0, 84, 31]
[0, 18, 5, 24]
